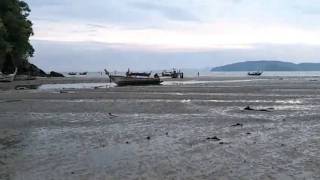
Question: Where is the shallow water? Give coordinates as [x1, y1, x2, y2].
[38, 83, 115, 90]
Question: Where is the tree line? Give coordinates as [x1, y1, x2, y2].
[0, 0, 34, 72]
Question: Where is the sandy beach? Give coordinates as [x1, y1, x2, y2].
[1, 76, 320, 179]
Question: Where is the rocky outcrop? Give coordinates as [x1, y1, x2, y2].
[49, 71, 64, 77]
[18, 62, 47, 77]
[1, 55, 64, 78]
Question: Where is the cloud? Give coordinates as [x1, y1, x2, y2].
[24, 0, 320, 70]
[30, 19, 320, 52]
[129, 1, 199, 21]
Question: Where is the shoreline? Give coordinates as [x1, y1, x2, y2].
[1, 75, 319, 91]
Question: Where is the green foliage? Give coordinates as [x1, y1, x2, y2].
[0, 0, 34, 66]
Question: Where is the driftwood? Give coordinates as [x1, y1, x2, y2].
[244, 106, 272, 112]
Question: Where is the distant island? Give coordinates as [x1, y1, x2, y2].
[211, 61, 320, 71]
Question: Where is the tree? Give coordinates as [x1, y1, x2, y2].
[0, 0, 34, 70]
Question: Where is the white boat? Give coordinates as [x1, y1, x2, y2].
[0, 68, 17, 82]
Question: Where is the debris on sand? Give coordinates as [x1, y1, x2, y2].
[246, 132, 251, 135]
[126, 141, 130, 144]
[15, 84, 40, 90]
[108, 113, 118, 118]
[94, 85, 105, 89]
[206, 136, 221, 141]
[0, 99, 22, 103]
[59, 90, 69, 94]
[165, 132, 169, 136]
[231, 123, 243, 127]
[244, 106, 272, 112]
[146, 136, 151, 140]
[244, 106, 255, 111]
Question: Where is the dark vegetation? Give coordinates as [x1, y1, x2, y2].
[0, 0, 52, 76]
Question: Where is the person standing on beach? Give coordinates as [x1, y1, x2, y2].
[197, 72, 200, 78]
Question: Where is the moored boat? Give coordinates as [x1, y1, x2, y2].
[109, 75, 163, 86]
[104, 69, 162, 86]
[79, 72, 88, 75]
[68, 72, 77, 75]
[0, 68, 17, 82]
[162, 69, 184, 78]
[248, 71, 263, 76]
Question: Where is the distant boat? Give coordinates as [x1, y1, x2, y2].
[79, 72, 87, 75]
[162, 69, 184, 78]
[248, 71, 263, 76]
[68, 72, 77, 75]
[0, 68, 17, 82]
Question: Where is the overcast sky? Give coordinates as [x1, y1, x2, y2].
[25, 0, 320, 71]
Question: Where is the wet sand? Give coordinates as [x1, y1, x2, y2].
[1, 76, 320, 179]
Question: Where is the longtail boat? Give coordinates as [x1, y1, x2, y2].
[105, 69, 162, 86]
[248, 71, 263, 76]
[0, 68, 17, 82]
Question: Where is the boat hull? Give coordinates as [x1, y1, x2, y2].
[0, 68, 17, 82]
[248, 72, 263, 76]
[110, 76, 163, 86]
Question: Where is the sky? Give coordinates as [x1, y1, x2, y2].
[25, 0, 320, 71]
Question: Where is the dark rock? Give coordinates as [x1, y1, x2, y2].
[165, 132, 169, 136]
[246, 132, 251, 135]
[244, 106, 254, 111]
[219, 142, 224, 145]
[108, 113, 118, 118]
[18, 62, 47, 77]
[231, 123, 243, 127]
[126, 141, 129, 144]
[1, 56, 49, 77]
[146, 136, 151, 140]
[206, 136, 221, 141]
[49, 71, 64, 77]
[244, 106, 271, 112]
